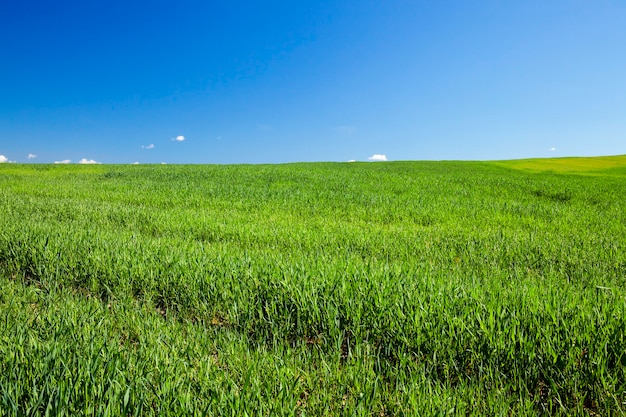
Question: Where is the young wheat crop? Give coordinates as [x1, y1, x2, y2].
[0, 158, 625, 415]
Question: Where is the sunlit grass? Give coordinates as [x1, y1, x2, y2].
[495, 154, 626, 173]
[1, 158, 625, 415]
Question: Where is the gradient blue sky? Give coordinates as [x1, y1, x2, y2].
[1, 1, 625, 164]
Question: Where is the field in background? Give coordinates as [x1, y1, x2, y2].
[495, 154, 626, 174]
[1, 156, 625, 415]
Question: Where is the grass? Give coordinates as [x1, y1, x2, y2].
[494, 154, 626, 174]
[0, 156, 625, 415]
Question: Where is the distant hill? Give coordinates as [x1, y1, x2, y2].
[494, 154, 626, 174]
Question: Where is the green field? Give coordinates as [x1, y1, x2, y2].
[1, 156, 625, 416]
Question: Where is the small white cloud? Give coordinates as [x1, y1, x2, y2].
[27, 153, 37, 159]
[141, 144, 155, 149]
[0, 155, 8, 163]
[78, 158, 100, 164]
[132, 162, 140, 165]
[347, 159, 356, 163]
[257, 124, 273, 132]
[549, 147, 557, 152]
[368, 154, 387, 161]
[54, 159, 71, 164]
[335, 125, 357, 136]
[172, 135, 185, 142]
[161, 162, 167, 164]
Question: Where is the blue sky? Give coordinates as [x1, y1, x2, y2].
[1, 1, 625, 164]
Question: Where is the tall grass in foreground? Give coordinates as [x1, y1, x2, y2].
[0, 160, 625, 415]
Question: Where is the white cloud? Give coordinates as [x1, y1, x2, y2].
[172, 135, 185, 142]
[549, 147, 557, 152]
[257, 124, 273, 132]
[161, 162, 167, 164]
[368, 154, 387, 161]
[0, 155, 8, 163]
[141, 144, 155, 149]
[27, 153, 37, 159]
[132, 161, 140, 165]
[78, 158, 100, 164]
[335, 125, 357, 136]
[54, 159, 71, 164]
[347, 159, 356, 163]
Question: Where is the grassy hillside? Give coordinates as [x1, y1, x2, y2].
[495, 154, 626, 174]
[1, 157, 625, 415]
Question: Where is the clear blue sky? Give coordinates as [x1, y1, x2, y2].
[1, 1, 625, 164]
